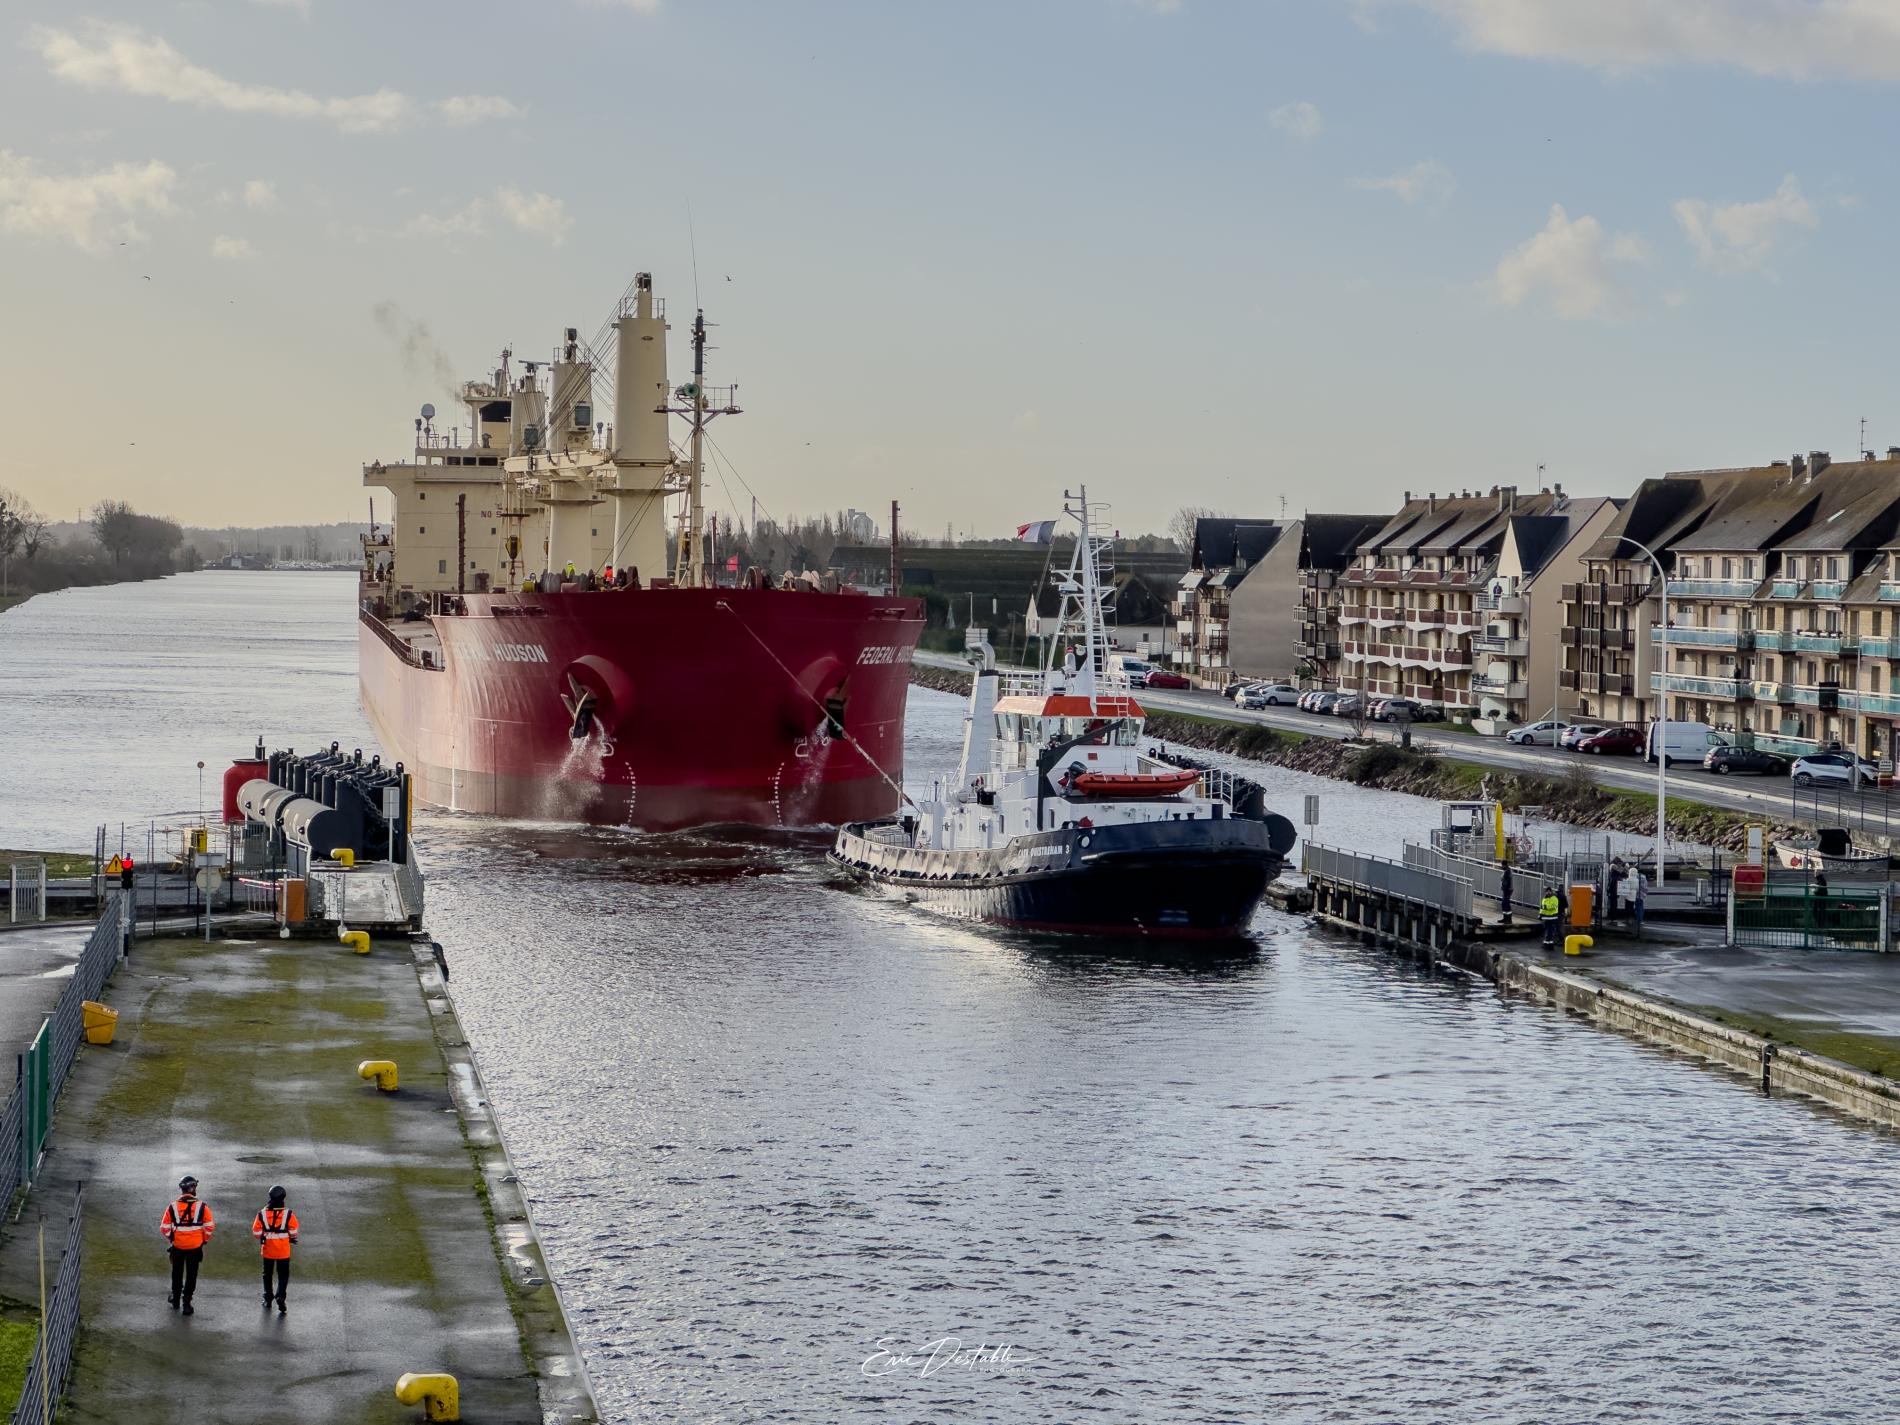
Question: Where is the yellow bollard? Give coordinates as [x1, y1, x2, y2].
[393, 1372, 459, 1422]
[331, 848, 356, 868]
[358, 1059, 399, 1092]
[339, 929, 371, 955]
[1564, 933, 1593, 957]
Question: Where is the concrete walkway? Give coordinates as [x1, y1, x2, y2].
[0, 921, 88, 1051]
[1529, 934, 1900, 1038]
[0, 931, 540, 1424]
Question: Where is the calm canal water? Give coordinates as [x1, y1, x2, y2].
[6, 572, 1900, 1423]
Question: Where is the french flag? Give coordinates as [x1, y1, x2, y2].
[1016, 519, 1056, 544]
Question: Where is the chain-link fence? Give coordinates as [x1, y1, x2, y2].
[9, 1184, 84, 1425]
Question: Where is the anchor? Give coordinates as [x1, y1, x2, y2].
[560, 673, 598, 741]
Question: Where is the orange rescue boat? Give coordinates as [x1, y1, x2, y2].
[1069, 769, 1199, 798]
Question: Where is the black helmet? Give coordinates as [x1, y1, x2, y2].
[268, 1185, 286, 1206]
[178, 1176, 198, 1194]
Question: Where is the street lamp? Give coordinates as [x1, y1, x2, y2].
[1618, 535, 1669, 886]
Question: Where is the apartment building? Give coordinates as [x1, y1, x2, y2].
[1468, 498, 1621, 733]
[1339, 486, 1565, 713]
[1174, 520, 1289, 686]
[1295, 514, 1388, 688]
[1175, 514, 1386, 688]
[1564, 449, 1900, 760]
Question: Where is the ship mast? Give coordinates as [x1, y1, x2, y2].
[664, 310, 741, 589]
[1049, 485, 1115, 698]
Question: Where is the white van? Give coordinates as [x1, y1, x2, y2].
[1645, 720, 1724, 766]
[1107, 655, 1157, 687]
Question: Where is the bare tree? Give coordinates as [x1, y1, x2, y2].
[1, 487, 47, 598]
[1169, 506, 1227, 558]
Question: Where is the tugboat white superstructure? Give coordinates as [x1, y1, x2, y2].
[831, 488, 1296, 937]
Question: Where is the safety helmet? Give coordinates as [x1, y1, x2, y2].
[268, 1185, 287, 1206]
[179, 1176, 198, 1194]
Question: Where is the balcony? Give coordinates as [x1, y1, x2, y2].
[1475, 591, 1527, 615]
[1563, 625, 1636, 652]
[1788, 630, 1857, 655]
[1471, 673, 1528, 700]
[1566, 671, 1637, 697]
[1664, 578, 1758, 599]
[1649, 625, 1751, 650]
[1563, 582, 1651, 606]
[1298, 640, 1343, 663]
[1339, 606, 1370, 626]
[1368, 609, 1406, 627]
[1472, 633, 1530, 657]
[1652, 673, 1752, 702]
[1859, 637, 1898, 658]
[1768, 580, 1806, 599]
[1406, 609, 1447, 629]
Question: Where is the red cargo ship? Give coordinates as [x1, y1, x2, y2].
[358, 274, 923, 830]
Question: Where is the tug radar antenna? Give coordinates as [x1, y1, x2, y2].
[420, 403, 436, 422]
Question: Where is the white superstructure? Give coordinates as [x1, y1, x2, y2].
[909, 488, 1241, 853]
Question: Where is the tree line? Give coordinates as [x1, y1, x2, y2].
[1, 490, 191, 606]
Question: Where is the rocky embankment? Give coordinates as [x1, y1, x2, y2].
[908, 665, 1796, 852]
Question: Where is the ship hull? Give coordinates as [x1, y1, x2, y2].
[358, 587, 924, 831]
[830, 817, 1293, 938]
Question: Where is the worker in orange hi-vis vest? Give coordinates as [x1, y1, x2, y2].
[160, 1175, 215, 1315]
[252, 1186, 300, 1314]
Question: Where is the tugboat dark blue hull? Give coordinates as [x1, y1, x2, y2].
[830, 814, 1297, 938]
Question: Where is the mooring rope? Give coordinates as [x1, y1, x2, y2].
[715, 600, 918, 811]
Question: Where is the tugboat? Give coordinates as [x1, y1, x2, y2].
[830, 488, 1297, 937]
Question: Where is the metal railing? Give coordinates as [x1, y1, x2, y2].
[1403, 842, 1553, 910]
[5, 862, 46, 925]
[9, 896, 123, 1207]
[10, 1184, 84, 1425]
[1304, 842, 1474, 918]
[1728, 886, 1890, 952]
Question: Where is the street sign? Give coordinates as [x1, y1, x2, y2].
[194, 868, 220, 894]
[1303, 794, 1320, 827]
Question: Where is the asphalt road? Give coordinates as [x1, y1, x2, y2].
[914, 651, 1900, 838]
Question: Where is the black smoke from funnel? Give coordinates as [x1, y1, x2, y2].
[371, 300, 460, 402]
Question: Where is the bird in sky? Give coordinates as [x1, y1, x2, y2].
[141, 275, 151, 281]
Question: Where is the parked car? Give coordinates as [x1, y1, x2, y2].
[1559, 724, 1606, 750]
[1331, 694, 1365, 717]
[1576, 725, 1644, 755]
[1107, 655, 1157, 687]
[1790, 751, 1881, 787]
[1372, 698, 1424, 723]
[1310, 692, 1344, 713]
[1704, 745, 1790, 776]
[1239, 682, 1299, 708]
[1143, 669, 1190, 690]
[1504, 720, 1564, 746]
[1224, 681, 1259, 701]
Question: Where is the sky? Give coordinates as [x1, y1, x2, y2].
[3, 0, 1899, 539]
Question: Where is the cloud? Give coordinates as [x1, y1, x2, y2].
[1493, 203, 1648, 320]
[401, 200, 486, 242]
[434, 95, 524, 126]
[32, 22, 518, 134]
[242, 179, 278, 210]
[396, 187, 571, 246]
[0, 149, 176, 253]
[1268, 100, 1323, 141]
[1352, 158, 1455, 206]
[1672, 174, 1816, 275]
[494, 186, 572, 244]
[211, 234, 255, 260]
[1366, 0, 1900, 82]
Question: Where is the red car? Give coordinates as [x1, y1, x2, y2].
[1576, 725, 1643, 755]
[1143, 670, 1190, 690]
